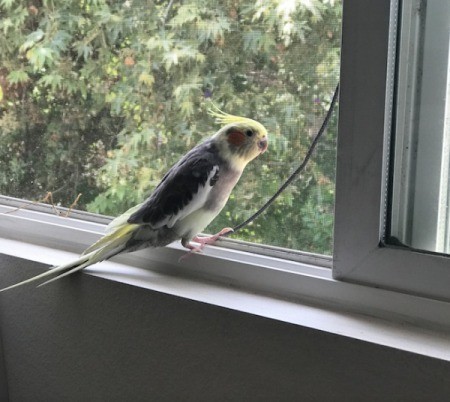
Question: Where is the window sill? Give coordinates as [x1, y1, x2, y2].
[1, 200, 450, 361]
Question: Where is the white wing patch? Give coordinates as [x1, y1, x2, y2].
[155, 165, 219, 229]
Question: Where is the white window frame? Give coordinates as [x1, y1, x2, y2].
[333, 0, 450, 302]
[1, 0, 450, 343]
[390, 0, 450, 252]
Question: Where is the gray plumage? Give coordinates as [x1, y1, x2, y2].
[0, 112, 268, 291]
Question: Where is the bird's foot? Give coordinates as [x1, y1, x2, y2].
[179, 227, 234, 261]
[191, 227, 234, 249]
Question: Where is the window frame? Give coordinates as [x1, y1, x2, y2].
[1, 195, 450, 334]
[1, 0, 450, 336]
[390, 0, 450, 252]
[333, 0, 450, 302]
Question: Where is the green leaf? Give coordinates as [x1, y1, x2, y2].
[138, 72, 154, 87]
[74, 41, 93, 60]
[50, 30, 72, 52]
[38, 74, 63, 90]
[26, 47, 55, 70]
[0, 0, 14, 10]
[243, 30, 263, 51]
[196, 16, 231, 42]
[180, 100, 194, 117]
[20, 29, 45, 53]
[169, 4, 200, 27]
[173, 81, 201, 100]
[7, 70, 30, 84]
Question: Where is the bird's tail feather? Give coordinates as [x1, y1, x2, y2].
[0, 223, 137, 292]
[36, 248, 121, 288]
[0, 252, 93, 292]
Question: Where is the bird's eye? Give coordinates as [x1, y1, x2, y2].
[245, 129, 254, 137]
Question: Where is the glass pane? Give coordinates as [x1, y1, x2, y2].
[0, 0, 341, 255]
[389, 0, 450, 253]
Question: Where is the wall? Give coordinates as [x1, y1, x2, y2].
[0, 253, 449, 401]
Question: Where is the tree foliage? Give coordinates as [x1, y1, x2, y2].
[0, 0, 341, 254]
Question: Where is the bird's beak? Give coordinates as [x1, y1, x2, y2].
[258, 137, 268, 154]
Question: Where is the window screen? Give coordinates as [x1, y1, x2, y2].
[0, 0, 341, 255]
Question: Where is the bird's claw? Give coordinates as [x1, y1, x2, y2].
[179, 227, 234, 262]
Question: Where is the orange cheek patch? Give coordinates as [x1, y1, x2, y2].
[227, 131, 246, 146]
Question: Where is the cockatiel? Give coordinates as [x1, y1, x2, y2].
[1, 108, 268, 291]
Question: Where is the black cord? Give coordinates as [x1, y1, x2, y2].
[226, 83, 340, 236]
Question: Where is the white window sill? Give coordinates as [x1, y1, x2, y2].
[1, 199, 450, 361]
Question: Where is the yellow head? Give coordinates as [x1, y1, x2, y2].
[209, 105, 268, 170]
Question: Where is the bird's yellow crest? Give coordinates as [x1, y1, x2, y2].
[208, 103, 267, 134]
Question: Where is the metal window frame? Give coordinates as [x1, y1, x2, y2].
[333, 0, 450, 301]
[390, 0, 450, 252]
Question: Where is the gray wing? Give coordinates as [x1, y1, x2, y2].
[128, 141, 221, 229]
